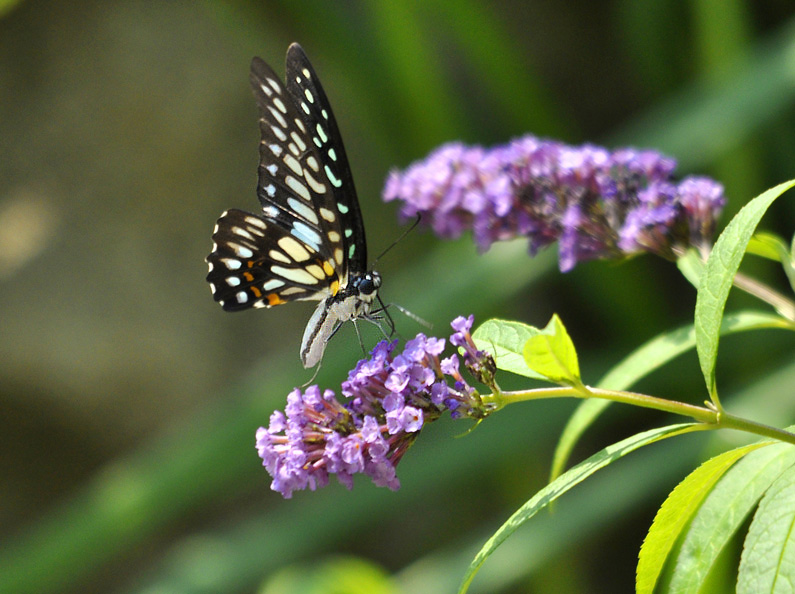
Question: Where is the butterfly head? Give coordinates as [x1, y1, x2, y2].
[353, 271, 381, 302]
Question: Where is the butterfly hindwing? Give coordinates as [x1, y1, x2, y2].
[207, 208, 341, 311]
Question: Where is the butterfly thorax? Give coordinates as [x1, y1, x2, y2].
[300, 269, 381, 368]
[330, 270, 381, 321]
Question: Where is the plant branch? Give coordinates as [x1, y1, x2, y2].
[483, 386, 795, 446]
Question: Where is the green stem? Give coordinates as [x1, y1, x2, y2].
[482, 385, 795, 446]
[733, 271, 795, 322]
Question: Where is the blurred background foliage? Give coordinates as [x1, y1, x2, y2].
[1, 0, 795, 593]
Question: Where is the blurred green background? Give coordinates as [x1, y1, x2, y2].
[2, 1, 795, 593]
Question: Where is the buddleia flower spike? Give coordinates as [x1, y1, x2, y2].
[383, 136, 726, 271]
[256, 315, 491, 498]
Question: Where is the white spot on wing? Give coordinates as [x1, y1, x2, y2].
[270, 125, 287, 141]
[283, 154, 303, 175]
[221, 258, 241, 270]
[305, 264, 326, 279]
[226, 277, 241, 287]
[268, 143, 283, 157]
[315, 124, 328, 144]
[262, 205, 280, 218]
[290, 131, 307, 153]
[291, 221, 322, 249]
[285, 175, 311, 201]
[267, 105, 287, 128]
[325, 165, 342, 188]
[236, 291, 248, 303]
[232, 244, 254, 259]
[245, 216, 267, 230]
[263, 279, 284, 291]
[259, 82, 273, 97]
[306, 155, 320, 172]
[268, 249, 291, 264]
[233, 227, 255, 241]
[319, 207, 336, 222]
[303, 169, 327, 194]
[287, 197, 319, 224]
[277, 235, 312, 261]
[272, 96, 288, 114]
[271, 265, 320, 285]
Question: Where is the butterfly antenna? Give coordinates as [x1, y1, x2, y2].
[371, 214, 422, 267]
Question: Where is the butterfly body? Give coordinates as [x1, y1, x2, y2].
[206, 43, 381, 368]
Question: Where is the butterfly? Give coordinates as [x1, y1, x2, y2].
[206, 43, 385, 368]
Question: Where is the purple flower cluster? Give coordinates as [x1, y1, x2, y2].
[383, 135, 726, 271]
[256, 316, 492, 498]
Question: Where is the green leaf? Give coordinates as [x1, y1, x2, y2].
[669, 442, 795, 593]
[458, 423, 699, 594]
[550, 311, 791, 483]
[737, 463, 795, 593]
[747, 232, 795, 293]
[522, 314, 581, 386]
[472, 319, 545, 380]
[636, 442, 767, 594]
[747, 232, 790, 262]
[695, 179, 795, 399]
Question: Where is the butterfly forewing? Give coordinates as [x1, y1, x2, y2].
[249, 52, 349, 285]
[284, 44, 368, 275]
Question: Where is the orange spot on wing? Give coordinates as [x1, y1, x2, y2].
[243, 272, 254, 282]
[330, 280, 340, 295]
[266, 293, 284, 306]
[251, 286, 262, 298]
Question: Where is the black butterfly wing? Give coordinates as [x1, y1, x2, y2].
[284, 43, 368, 276]
[207, 208, 341, 311]
[249, 49, 351, 285]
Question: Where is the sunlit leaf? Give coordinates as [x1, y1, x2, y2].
[669, 441, 795, 593]
[522, 314, 581, 387]
[473, 319, 545, 380]
[737, 463, 795, 593]
[636, 442, 767, 594]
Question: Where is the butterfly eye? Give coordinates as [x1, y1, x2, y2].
[357, 272, 381, 297]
